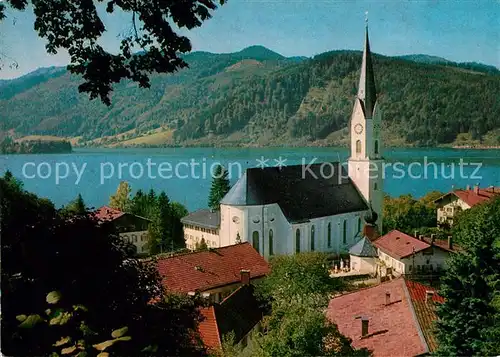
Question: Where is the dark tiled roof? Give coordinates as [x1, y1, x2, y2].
[198, 285, 264, 350]
[434, 187, 500, 207]
[221, 163, 368, 223]
[157, 243, 270, 294]
[404, 279, 444, 353]
[181, 209, 220, 229]
[349, 237, 378, 257]
[358, 26, 377, 119]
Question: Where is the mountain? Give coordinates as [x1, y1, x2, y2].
[0, 47, 499, 148]
[397, 54, 450, 65]
[397, 54, 499, 75]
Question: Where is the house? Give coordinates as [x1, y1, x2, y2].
[95, 206, 151, 255]
[198, 284, 264, 352]
[181, 209, 220, 250]
[434, 185, 500, 226]
[183, 23, 385, 259]
[326, 277, 445, 356]
[156, 242, 270, 303]
[372, 230, 457, 276]
[349, 236, 378, 274]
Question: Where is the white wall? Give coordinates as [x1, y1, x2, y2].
[120, 231, 149, 254]
[350, 256, 377, 274]
[378, 247, 451, 275]
[184, 226, 220, 250]
[436, 196, 470, 225]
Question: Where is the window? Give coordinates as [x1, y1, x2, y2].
[132, 234, 137, 243]
[409, 265, 413, 272]
[374, 140, 379, 154]
[356, 140, 362, 154]
[252, 231, 260, 253]
[343, 220, 347, 244]
[357, 218, 362, 233]
[374, 182, 378, 191]
[327, 222, 332, 248]
[295, 229, 301, 253]
[269, 229, 274, 256]
[310, 225, 315, 251]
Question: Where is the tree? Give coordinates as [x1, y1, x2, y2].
[250, 253, 367, 357]
[0, 0, 226, 105]
[435, 197, 500, 356]
[0, 172, 206, 356]
[208, 164, 230, 211]
[109, 181, 132, 211]
[195, 237, 208, 251]
[61, 193, 87, 215]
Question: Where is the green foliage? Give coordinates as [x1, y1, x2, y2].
[61, 194, 87, 216]
[0, 0, 226, 105]
[0, 137, 72, 154]
[1, 172, 205, 356]
[208, 164, 231, 211]
[1, 50, 498, 146]
[249, 253, 365, 357]
[109, 181, 132, 211]
[195, 237, 209, 251]
[383, 192, 440, 234]
[434, 197, 500, 356]
[257, 252, 345, 302]
[126, 186, 187, 254]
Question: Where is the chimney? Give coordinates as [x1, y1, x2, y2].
[385, 292, 391, 305]
[466, 184, 470, 191]
[474, 184, 480, 195]
[361, 317, 369, 337]
[419, 235, 424, 241]
[414, 230, 419, 238]
[425, 290, 434, 304]
[430, 234, 436, 245]
[448, 235, 453, 250]
[240, 269, 250, 285]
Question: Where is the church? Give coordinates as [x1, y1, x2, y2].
[182, 24, 384, 259]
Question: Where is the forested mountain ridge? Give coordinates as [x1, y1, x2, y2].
[0, 46, 499, 147]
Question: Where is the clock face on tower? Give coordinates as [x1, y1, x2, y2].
[354, 124, 363, 134]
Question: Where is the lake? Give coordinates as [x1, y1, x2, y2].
[1, 147, 499, 211]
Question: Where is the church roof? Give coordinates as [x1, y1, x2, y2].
[221, 163, 368, 223]
[349, 236, 378, 257]
[357, 25, 377, 119]
[180, 209, 220, 229]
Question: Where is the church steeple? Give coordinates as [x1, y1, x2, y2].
[357, 24, 377, 119]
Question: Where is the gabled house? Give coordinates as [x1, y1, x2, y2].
[326, 277, 444, 356]
[372, 230, 457, 276]
[198, 284, 264, 352]
[157, 242, 270, 303]
[95, 206, 151, 255]
[181, 209, 220, 250]
[434, 185, 500, 226]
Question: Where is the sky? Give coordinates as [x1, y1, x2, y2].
[0, 0, 498, 79]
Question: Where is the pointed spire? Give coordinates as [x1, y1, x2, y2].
[357, 22, 377, 119]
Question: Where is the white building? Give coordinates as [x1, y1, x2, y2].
[183, 24, 385, 258]
[373, 230, 457, 276]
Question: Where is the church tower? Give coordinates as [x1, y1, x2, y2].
[348, 22, 384, 231]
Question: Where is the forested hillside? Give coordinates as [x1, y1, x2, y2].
[0, 46, 499, 147]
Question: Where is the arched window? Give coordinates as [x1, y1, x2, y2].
[374, 182, 378, 191]
[356, 140, 362, 154]
[343, 220, 347, 244]
[358, 218, 362, 233]
[310, 225, 315, 251]
[327, 222, 332, 248]
[269, 229, 274, 256]
[295, 229, 301, 253]
[252, 231, 260, 253]
[374, 140, 379, 154]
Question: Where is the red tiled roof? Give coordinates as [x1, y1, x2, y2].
[157, 243, 270, 294]
[405, 280, 444, 352]
[197, 285, 264, 351]
[95, 205, 125, 221]
[373, 230, 430, 259]
[198, 307, 222, 350]
[452, 188, 499, 207]
[326, 278, 433, 357]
